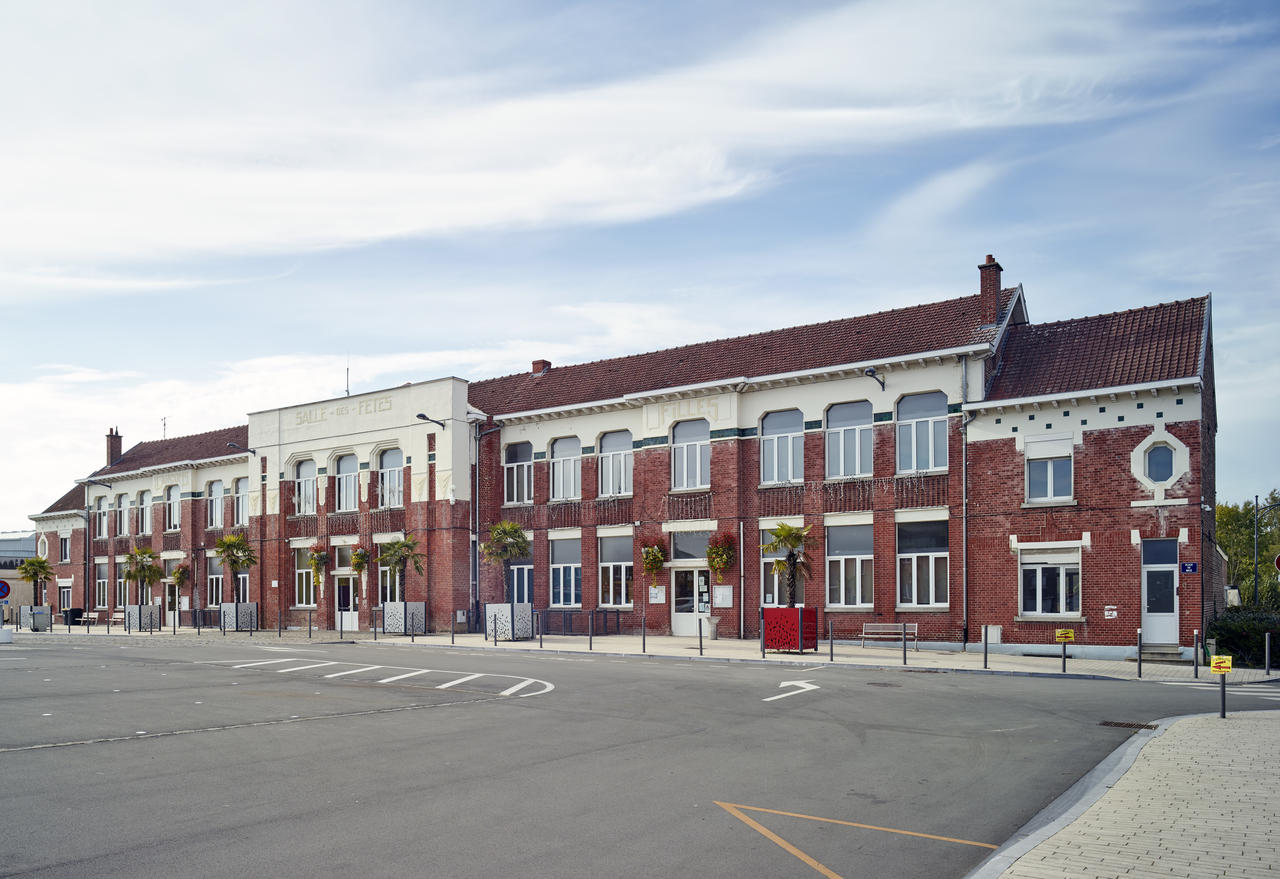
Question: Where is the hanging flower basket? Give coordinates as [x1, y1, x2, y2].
[308, 542, 329, 581]
[351, 545, 370, 575]
[706, 531, 736, 584]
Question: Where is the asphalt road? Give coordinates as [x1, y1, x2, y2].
[0, 639, 1262, 879]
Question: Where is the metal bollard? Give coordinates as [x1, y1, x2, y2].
[589, 611, 594, 651]
[698, 618, 703, 656]
[902, 622, 907, 666]
[1193, 629, 1199, 679]
[759, 607, 765, 659]
[983, 625, 989, 670]
[491, 614, 497, 645]
[1137, 629, 1143, 679]
[829, 619, 834, 662]
[1267, 632, 1272, 676]
[641, 601, 646, 653]
[1061, 639, 1067, 674]
[539, 611, 543, 649]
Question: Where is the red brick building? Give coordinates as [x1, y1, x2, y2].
[29, 256, 1220, 658]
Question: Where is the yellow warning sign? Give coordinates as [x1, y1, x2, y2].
[1210, 655, 1232, 674]
[1055, 629, 1075, 643]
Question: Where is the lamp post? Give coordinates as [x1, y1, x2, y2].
[1253, 496, 1280, 606]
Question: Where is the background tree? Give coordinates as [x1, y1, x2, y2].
[1216, 490, 1280, 607]
[17, 556, 53, 605]
[761, 523, 813, 608]
[122, 546, 162, 610]
[378, 536, 425, 600]
[213, 533, 258, 602]
[479, 521, 530, 602]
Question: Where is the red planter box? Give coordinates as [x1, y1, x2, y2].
[762, 606, 817, 651]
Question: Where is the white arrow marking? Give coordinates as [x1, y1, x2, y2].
[762, 680, 820, 702]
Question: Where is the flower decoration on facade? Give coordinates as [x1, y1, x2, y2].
[308, 542, 329, 581]
[170, 562, 191, 589]
[706, 531, 736, 584]
[351, 545, 370, 575]
[640, 543, 667, 588]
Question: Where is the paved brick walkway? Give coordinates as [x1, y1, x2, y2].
[994, 710, 1280, 879]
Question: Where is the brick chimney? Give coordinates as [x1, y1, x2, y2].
[979, 254, 1002, 325]
[531, 359, 551, 376]
[106, 427, 122, 466]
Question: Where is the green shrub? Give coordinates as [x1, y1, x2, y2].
[1206, 607, 1280, 668]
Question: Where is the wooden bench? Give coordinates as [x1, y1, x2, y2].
[861, 623, 919, 650]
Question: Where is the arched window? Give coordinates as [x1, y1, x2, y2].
[294, 460, 317, 515]
[233, 478, 249, 526]
[671, 419, 710, 490]
[504, 442, 532, 504]
[826, 401, 872, 478]
[138, 490, 152, 535]
[206, 481, 224, 528]
[550, 437, 582, 501]
[378, 448, 404, 508]
[896, 391, 948, 473]
[164, 485, 181, 531]
[335, 454, 358, 512]
[761, 409, 804, 485]
[598, 430, 633, 497]
[94, 496, 108, 538]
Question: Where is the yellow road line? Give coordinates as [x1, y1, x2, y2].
[720, 801, 998, 850]
[716, 802, 844, 879]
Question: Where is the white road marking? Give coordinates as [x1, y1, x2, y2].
[378, 669, 432, 684]
[436, 673, 483, 689]
[277, 662, 338, 673]
[499, 679, 534, 696]
[231, 659, 295, 669]
[763, 680, 820, 702]
[324, 666, 383, 678]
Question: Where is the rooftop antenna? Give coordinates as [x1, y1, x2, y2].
[345, 354, 350, 396]
[162, 416, 167, 439]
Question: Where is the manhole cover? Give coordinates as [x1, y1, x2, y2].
[1099, 720, 1158, 730]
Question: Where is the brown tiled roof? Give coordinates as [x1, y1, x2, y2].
[91, 425, 249, 478]
[40, 484, 86, 515]
[985, 297, 1207, 401]
[469, 290, 1017, 415]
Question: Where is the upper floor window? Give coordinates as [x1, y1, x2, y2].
[294, 460, 317, 515]
[59, 536, 71, 562]
[164, 485, 181, 531]
[206, 480, 224, 528]
[896, 391, 948, 473]
[550, 437, 582, 501]
[761, 409, 804, 485]
[378, 448, 403, 509]
[115, 494, 129, 536]
[1025, 437, 1073, 503]
[138, 490, 152, 535]
[598, 430, 633, 497]
[335, 454, 358, 512]
[826, 401, 873, 479]
[1145, 445, 1174, 483]
[671, 419, 710, 491]
[233, 478, 249, 526]
[504, 442, 533, 505]
[94, 497, 108, 538]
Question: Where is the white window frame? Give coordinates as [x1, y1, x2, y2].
[597, 431, 633, 498]
[95, 498, 108, 538]
[294, 569, 315, 608]
[138, 491, 152, 535]
[234, 572, 249, 603]
[233, 478, 248, 526]
[378, 449, 404, 509]
[671, 420, 711, 491]
[60, 585, 72, 609]
[59, 537, 70, 562]
[826, 540, 873, 609]
[826, 403, 873, 479]
[294, 462, 317, 515]
[761, 530, 804, 608]
[896, 392, 949, 474]
[1027, 456, 1072, 502]
[550, 539, 582, 608]
[378, 563, 401, 605]
[760, 410, 804, 486]
[550, 438, 582, 501]
[207, 481, 224, 528]
[1019, 555, 1081, 617]
[95, 564, 109, 609]
[504, 443, 533, 505]
[335, 455, 359, 513]
[165, 485, 181, 531]
[115, 572, 127, 608]
[207, 572, 224, 607]
[510, 565, 532, 604]
[115, 494, 129, 536]
[896, 521, 949, 608]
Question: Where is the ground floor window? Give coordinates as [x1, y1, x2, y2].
[235, 572, 249, 603]
[761, 529, 804, 607]
[550, 539, 582, 607]
[378, 564, 401, 605]
[95, 564, 109, 609]
[510, 564, 532, 604]
[60, 585, 72, 609]
[294, 548, 315, 607]
[897, 521, 948, 607]
[115, 574, 126, 608]
[207, 573, 224, 607]
[599, 536, 633, 607]
[1020, 554, 1080, 616]
[826, 525, 873, 607]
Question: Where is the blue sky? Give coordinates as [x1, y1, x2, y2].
[3, 0, 1277, 526]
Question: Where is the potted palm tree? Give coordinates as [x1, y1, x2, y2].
[214, 534, 259, 630]
[122, 546, 162, 633]
[479, 521, 532, 639]
[17, 556, 53, 630]
[378, 537, 425, 633]
[760, 523, 817, 651]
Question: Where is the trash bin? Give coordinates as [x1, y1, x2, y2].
[62, 607, 84, 626]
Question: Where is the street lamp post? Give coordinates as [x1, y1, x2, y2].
[1252, 496, 1280, 606]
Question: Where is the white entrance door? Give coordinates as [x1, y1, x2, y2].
[166, 584, 180, 627]
[671, 569, 711, 637]
[336, 575, 359, 631]
[1141, 568, 1179, 644]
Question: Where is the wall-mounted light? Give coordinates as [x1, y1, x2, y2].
[416, 413, 447, 429]
[864, 366, 886, 391]
[227, 441, 257, 455]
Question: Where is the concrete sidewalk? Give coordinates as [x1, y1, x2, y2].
[8, 622, 1279, 684]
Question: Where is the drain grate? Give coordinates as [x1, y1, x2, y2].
[866, 682, 900, 688]
[1099, 720, 1158, 730]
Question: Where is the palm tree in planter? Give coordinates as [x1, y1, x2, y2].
[122, 546, 162, 631]
[760, 523, 815, 651]
[17, 556, 53, 608]
[379, 537, 425, 625]
[214, 534, 259, 627]
[479, 521, 530, 603]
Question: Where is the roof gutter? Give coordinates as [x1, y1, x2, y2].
[78, 452, 250, 485]
[963, 376, 1201, 412]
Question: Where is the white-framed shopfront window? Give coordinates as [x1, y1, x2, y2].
[826, 524, 873, 607]
[896, 520, 948, 607]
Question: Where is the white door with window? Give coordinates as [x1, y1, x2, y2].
[165, 584, 180, 627]
[336, 575, 359, 631]
[671, 569, 711, 637]
[1141, 569, 1179, 644]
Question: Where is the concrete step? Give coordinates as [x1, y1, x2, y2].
[1135, 644, 1190, 665]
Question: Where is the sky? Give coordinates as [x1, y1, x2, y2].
[2, 0, 1278, 527]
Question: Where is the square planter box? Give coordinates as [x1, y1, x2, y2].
[762, 606, 818, 652]
[485, 602, 533, 640]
